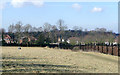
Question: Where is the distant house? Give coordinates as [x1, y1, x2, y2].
[104, 42, 110, 45]
[4, 34, 13, 43]
[20, 36, 37, 44]
[19, 36, 26, 44]
[58, 37, 65, 43]
[62, 39, 64, 42]
[66, 39, 70, 43]
[104, 33, 119, 45]
[58, 37, 61, 43]
[28, 36, 37, 43]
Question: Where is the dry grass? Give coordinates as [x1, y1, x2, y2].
[1, 47, 118, 73]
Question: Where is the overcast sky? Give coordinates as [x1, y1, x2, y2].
[0, 0, 118, 33]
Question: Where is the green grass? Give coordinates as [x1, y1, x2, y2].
[1, 47, 118, 73]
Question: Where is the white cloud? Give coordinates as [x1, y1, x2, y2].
[11, 0, 24, 8]
[72, 3, 81, 10]
[92, 7, 103, 12]
[11, 0, 44, 8]
[30, 0, 44, 7]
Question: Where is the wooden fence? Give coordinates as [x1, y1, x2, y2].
[48, 43, 120, 56]
[3, 43, 120, 56]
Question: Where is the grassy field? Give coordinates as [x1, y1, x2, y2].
[1, 47, 118, 73]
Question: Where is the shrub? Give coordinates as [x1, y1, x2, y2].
[72, 46, 80, 52]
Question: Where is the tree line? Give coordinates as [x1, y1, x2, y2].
[0, 19, 116, 46]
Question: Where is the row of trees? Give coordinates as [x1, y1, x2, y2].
[6, 19, 68, 44]
[8, 19, 68, 33]
[8, 20, 112, 33]
[0, 19, 115, 46]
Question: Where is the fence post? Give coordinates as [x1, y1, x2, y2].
[111, 43, 113, 55]
[102, 43, 103, 53]
[106, 44, 108, 54]
[98, 43, 99, 52]
[91, 43, 92, 49]
[118, 44, 120, 56]
[87, 43, 89, 50]
[94, 43, 96, 51]
[85, 44, 86, 51]
[83, 44, 84, 51]
[80, 43, 81, 49]
[86, 43, 88, 50]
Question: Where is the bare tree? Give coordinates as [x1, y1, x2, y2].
[95, 28, 100, 32]
[95, 28, 106, 32]
[57, 19, 67, 31]
[31, 27, 38, 32]
[73, 26, 82, 31]
[57, 19, 68, 42]
[73, 26, 79, 31]
[23, 24, 32, 33]
[79, 27, 83, 31]
[43, 22, 52, 32]
[51, 25, 58, 43]
[22, 24, 32, 46]
[14, 21, 23, 43]
[52, 25, 58, 31]
[43, 23, 53, 40]
[100, 28, 107, 32]
[8, 24, 15, 33]
[38, 27, 43, 32]
[15, 21, 23, 33]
